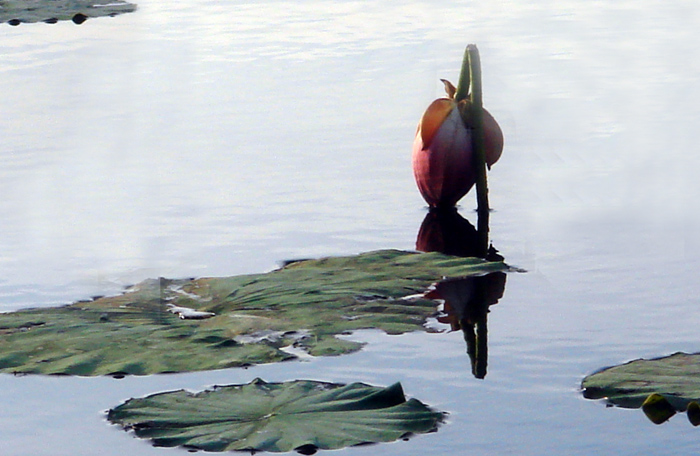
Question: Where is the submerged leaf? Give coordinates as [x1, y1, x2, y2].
[0, 249, 510, 376]
[687, 401, 700, 426]
[641, 393, 675, 425]
[108, 379, 444, 453]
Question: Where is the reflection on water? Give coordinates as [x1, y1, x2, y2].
[427, 272, 506, 379]
[417, 208, 507, 378]
[416, 207, 502, 260]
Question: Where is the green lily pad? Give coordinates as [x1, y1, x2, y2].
[582, 352, 700, 425]
[582, 352, 700, 410]
[0, 249, 509, 376]
[108, 378, 444, 453]
[1, 0, 137, 26]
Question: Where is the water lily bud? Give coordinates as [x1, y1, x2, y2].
[412, 82, 503, 208]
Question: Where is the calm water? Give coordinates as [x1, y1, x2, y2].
[2, 1, 700, 454]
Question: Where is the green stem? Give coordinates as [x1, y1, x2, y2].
[477, 206, 489, 258]
[454, 47, 471, 102]
[467, 44, 489, 215]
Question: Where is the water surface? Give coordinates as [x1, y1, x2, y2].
[1, 1, 700, 454]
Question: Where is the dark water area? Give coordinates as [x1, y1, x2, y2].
[2, 1, 700, 454]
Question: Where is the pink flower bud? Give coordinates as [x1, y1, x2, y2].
[412, 91, 503, 208]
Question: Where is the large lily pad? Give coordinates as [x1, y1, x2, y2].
[582, 352, 700, 409]
[108, 378, 443, 453]
[582, 352, 700, 424]
[1, 0, 136, 26]
[0, 249, 509, 376]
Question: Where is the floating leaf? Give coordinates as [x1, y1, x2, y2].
[108, 379, 444, 453]
[582, 352, 700, 425]
[0, 249, 510, 376]
[1, 0, 137, 25]
[582, 352, 700, 409]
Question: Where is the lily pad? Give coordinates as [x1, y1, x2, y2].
[1, 0, 136, 26]
[582, 352, 700, 410]
[108, 378, 444, 454]
[582, 352, 700, 425]
[0, 249, 509, 376]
